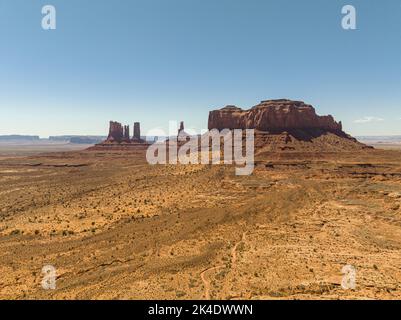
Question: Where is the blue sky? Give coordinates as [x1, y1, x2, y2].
[0, 0, 400, 137]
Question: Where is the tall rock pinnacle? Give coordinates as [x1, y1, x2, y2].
[178, 121, 184, 134]
[123, 125, 130, 142]
[133, 122, 141, 140]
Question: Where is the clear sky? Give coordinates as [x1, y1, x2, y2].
[0, 0, 400, 137]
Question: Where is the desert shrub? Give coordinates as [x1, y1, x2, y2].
[176, 291, 186, 298]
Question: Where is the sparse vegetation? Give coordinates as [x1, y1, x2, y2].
[1, 148, 401, 300]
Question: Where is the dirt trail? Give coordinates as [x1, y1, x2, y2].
[200, 230, 248, 299]
[200, 265, 225, 300]
[231, 231, 247, 266]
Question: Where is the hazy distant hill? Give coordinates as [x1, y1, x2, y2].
[0, 135, 40, 142]
[0, 135, 106, 145]
[357, 136, 401, 144]
[49, 136, 106, 144]
[69, 136, 106, 144]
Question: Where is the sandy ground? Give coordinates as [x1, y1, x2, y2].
[1, 148, 401, 300]
[0, 143, 92, 157]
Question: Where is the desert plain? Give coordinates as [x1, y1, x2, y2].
[1, 143, 401, 300]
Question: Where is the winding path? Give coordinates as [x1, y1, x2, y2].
[231, 231, 247, 266]
[200, 231, 248, 299]
[200, 265, 225, 300]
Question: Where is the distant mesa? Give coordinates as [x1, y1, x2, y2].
[69, 136, 106, 144]
[49, 135, 106, 144]
[0, 135, 40, 142]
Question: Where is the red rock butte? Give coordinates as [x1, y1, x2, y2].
[208, 99, 370, 154]
[88, 121, 150, 151]
[208, 99, 342, 131]
[88, 99, 371, 154]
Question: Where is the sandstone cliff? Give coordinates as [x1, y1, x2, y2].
[208, 99, 342, 132]
[207, 99, 370, 154]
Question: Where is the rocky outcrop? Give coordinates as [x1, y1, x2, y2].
[123, 125, 130, 142]
[107, 121, 124, 142]
[208, 99, 342, 132]
[92, 121, 149, 150]
[133, 122, 141, 141]
[179, 121, 185, 134]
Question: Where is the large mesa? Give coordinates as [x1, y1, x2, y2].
[208, 99, 342, 132]
[208, 99, 370, 153]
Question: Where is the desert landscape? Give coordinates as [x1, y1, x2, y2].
[1, 100, 401, 300]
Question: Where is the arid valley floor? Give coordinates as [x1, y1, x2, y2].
[1, 146, 401, 299]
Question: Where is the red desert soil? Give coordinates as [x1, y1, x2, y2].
[1, 146, 401, 300]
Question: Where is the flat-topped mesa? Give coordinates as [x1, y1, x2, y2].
[107, 121, 124, 142]
[208, 99, 343, 132]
